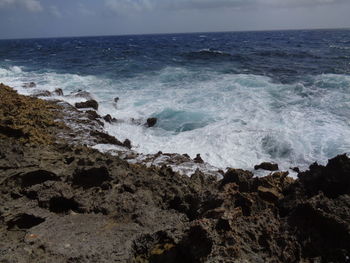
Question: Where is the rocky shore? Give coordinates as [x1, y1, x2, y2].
[0, 83, 349, 263]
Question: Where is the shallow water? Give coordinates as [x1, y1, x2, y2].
[1, 29, 349, 171]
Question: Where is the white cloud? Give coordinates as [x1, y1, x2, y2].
[0, 0, 43, 12]
[105, 0, 153, 14]
[104, 0, 346, 12]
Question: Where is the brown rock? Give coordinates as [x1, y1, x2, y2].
[75, 100, 99, 110]
[254, 162, 279, 171]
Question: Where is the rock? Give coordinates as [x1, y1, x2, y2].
[291, 167, 300, 173]
[22, 82, 36, 88]
[75, 100, 99, 110]
[257, 186, 282, 202]
[298, 154, 350, 198]
[221, 168, 254, 192]
[54, 88, 63, 96]
[123, 139, 132, 149]
[146, 117, 157, 127]
[114, 97, 119, 103]
[103, 114, 112, 123]
[85, 110, 101, 120]
[34, 90, 52, 97]
[254, 162, 279, 171]
[90, 131, 124, 146]
[194, 154, 204, 164]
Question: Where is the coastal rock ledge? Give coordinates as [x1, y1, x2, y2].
[0, 83, 350, 263]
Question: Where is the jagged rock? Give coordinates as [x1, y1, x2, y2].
[146, 117, 157, 127]
[221, 168, 253, 192]
[194, 154, 204, 164]
[75, 99, 99, 110]
[258, 186, 282, 202]
[1, 83, 350, 263]
[254, 162, 279, 171]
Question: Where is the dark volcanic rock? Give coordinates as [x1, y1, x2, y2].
[146, 117, 157, 127]
[194, 154, 204, 164]
[254, 162, 279, 171]
[75, 99, 99, 110]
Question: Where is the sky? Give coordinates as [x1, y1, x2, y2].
[0, 0, 349, 39]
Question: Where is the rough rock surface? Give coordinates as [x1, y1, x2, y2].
[0, 84, 350, 263]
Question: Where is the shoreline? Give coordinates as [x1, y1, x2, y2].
[0, 83, 350, 262]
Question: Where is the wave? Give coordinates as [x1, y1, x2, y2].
[183, 49, 232, 60]
[254, 50, 321, 59]
[1, 64, 349, 173]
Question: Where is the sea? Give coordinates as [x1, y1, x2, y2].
[0, 29, 350, 172]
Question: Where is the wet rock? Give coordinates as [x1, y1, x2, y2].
[75, 99, 99, 110]
[146, 117, 157, 127]
[103, 114, 112, 123]
[85, 110, 101, 120]
[54, 88, 63, 96]
[22, 82, 36, 88]
[291, 167, 300, 173]
[194, 154, 204, 164]
[90, 131, 124, 147]
[33, 90, 52, 97]
[254, 162, 279, 171]
[123, 139, 132, 149]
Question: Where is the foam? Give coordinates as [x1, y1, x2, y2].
[1, 64, 349, 174]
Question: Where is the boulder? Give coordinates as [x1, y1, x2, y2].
[75, 100, 99, 110]
[254, 162, 279, 171]
[54, 88, 63, 96]
[146, 118, 157, 127]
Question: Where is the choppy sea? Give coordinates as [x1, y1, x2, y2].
[1, 29, 350, 171]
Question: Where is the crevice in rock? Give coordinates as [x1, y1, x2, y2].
[72, 167, 111, 189]
[20, 170, 60, 188]
[7, 214, 45, 230]
[49, 196, 80, 214]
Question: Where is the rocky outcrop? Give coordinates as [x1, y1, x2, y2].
[75, 100, 99, 110]
[146, 118, 157, 127]
[0, 83, 349, 263]
[254, 162, 279, 171]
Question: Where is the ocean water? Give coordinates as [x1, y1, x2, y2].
[0, 29, 350, 171]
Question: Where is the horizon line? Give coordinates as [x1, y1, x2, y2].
[0, 26, 349, 41]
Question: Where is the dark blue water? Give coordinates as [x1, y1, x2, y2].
[1, 29, 350, 82]
[0, 29, 349, 171]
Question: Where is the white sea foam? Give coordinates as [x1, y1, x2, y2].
[1, 65, 349, 174]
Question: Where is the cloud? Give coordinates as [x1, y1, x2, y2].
[105, 0, 153, 14]
[50, 5, 62, 18]
[78, 3, 95, 16]
[0, 0, 43, 12]
[104, 0, 346, 12]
